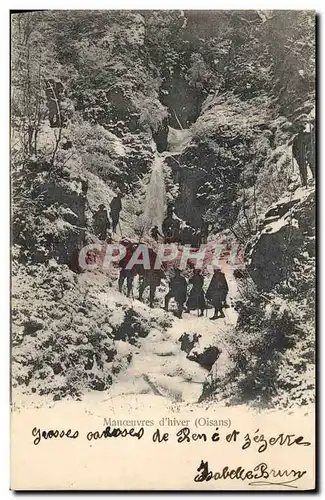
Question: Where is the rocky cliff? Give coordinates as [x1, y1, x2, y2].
[246, 186, 315, 291]
[202, 184, 315, 408]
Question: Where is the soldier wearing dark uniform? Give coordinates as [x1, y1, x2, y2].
[292, 122, 315, 187]
[185, 269, 206, 316]
[162, 204, 180, 243]
[162, 216, 181, 244]
[139, 269, 165, 308]
[150, 225, 163, 242]
[110, 193, 122, 233]
[167, 203, 174, 217]
[206, 268, 229, 320]
[199, 221, 209, 245]
[118, 240, 137, 298]
[164, 269, 188, 318]
[93, 204, 110, 240]
[162, 216, 174, 243]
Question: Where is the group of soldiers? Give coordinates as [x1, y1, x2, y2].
[152, 204, 209, 246]
[164, 267, 229, 319]
[92, 196, 228, 319]
[118, 262, 229, 320]
[92, 193, 123, 240]
[93, 197, 209, 249]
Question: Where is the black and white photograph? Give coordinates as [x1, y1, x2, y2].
[10, 9, 316, 490]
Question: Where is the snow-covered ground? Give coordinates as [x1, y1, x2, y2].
[104, 263, 238, 405]
[12, 258, 238, 409]
[109, 307, 237, 404]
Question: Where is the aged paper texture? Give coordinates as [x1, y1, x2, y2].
[11, 10, 316, 491]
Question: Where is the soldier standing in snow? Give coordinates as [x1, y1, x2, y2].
[199, 220, 209, 245]
[185, 269, 206, 316]
[118, 240, 137, 298]
[206, 268, 229, 320]
[93, 204, 110, 240]
[292, 120, 315, 187]
[110, 192, 122, 233]
[139, 269, 165, 308]
[164, 268, 188, 318]
[162, 216, 174, 243]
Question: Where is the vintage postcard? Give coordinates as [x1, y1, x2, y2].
[10, 10, 316, 490]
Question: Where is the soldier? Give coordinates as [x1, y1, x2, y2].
[110, 192, 122, 233]
[185, 269, 206, 316]
[164, 268, 188, 318]
[81, 179, 89, 196]
[118, 240, 137, 298]
[193, 228, 201, 248]
[172, 218, 181, 243]
[93, 204, 110, 240]
[206, 268, 229, 320]
[139, 269, 165, 308]
[162, 216, 174, 243]
[150, 225, 163, 242]
[199, 221, 209, 245]
[167, 203, 174, 217]
[162, 215, 181, 244]
[118, 269, 134, 298]
[292, 121, 315, 187]
[162, 204, 178, 243]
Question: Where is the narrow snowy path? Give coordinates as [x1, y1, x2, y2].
[108, 269, 238, 404]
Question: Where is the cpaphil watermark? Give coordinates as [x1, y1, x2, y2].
[78, 241, 244, 273]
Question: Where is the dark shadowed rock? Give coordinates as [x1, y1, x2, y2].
[246, 187, 315, 291]
[178, 332, 202, 354]
[24, 317, 44, 335]
[187, 345, 221, 371]
[152, 117, 169, 153]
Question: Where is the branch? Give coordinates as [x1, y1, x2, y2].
[229, 226, 246, 244]
[172, 108, 183, 130]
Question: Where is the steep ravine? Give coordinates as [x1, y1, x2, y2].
[11, 10, 315, 409]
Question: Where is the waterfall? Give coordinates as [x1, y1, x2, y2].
[141, 154, 166, 232]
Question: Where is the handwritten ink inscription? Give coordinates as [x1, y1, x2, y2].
[194, 460, 307, 489]
[30, 425, 311, 488]
[31, 426, 311, 449]
[32, 427, 79, 446]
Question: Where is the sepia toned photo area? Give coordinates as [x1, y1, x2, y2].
[11, 9, 315, 436]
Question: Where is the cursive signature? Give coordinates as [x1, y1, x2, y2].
[194, 460, 306, 488]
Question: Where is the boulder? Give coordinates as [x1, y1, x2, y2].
[178, 332, 202, 354]
[246, 187, 315, 291]
[24, 317, 44, 335]
[179, 332, 221, 371]
[187, 345, 221, 371]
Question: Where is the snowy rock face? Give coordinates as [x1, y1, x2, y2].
[12, 159, 88, 267]
[11, 265, 170, 401]
[169, 92, 273, 229]
[246, 187, 315, 291]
